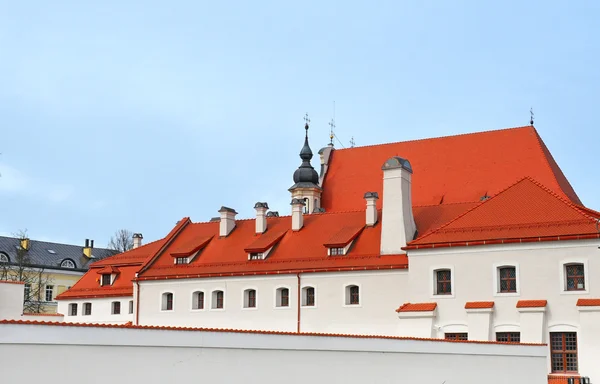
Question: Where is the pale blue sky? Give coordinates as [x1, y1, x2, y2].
[1, 1, 599, 246]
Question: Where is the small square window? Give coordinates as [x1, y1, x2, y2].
[496, 332, 520, 343]
[175, 257, 188, 265]
[445, 333, 467, 341]
[101, 274, 111, 286]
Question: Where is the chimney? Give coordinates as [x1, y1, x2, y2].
[254, 202, 269, 234]
[132, 233, 143, 249]
[83, 238, 92, 258]
[291, 198, 305, 231]
[20, 238, 30, 251]
[90, 239, 94, 248]
[218, 206, 237, 237]
[364, 192, 379, 226]
[380, 157, 417, 254]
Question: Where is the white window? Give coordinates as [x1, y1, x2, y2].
[45, 285, 54, 302]
[111, 301, 121, 315]
[60, 259, 75, 268]
[345, 285, 360, 306]
[83, 302, 92, 316]
[68, 303, 77, 316]
[559, 260, 589, 295]
[175, 257, 188, 265]
[243, 289, 257, 308]
[249, 253, 263, 260]
[192, 291, 205, 310]
[161, 292, 174, 311]
[329, 247, 345, 256]
[275, 287, 290, 308]
[0, 252, 9, 263]
[493, 263, 520, 296]
[128, 300, 134, 314]
[211, 290, 225, 309]
[301, 286, 316, 307]
[24, 283, 31, 300]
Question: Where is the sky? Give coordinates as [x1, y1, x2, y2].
[0, 1, 599, 247]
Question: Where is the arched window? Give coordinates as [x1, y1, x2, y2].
[192, 291, 204, 310]
[244, 289, 257, 308]
[276, 287, 289, 307]
[345, 285, 360, 305]
[434, 269, 452, 295]
[68, 303, 78, 316]
[0, 252, 9, 263]
[212, 290, 224, 309]
[161, 292, 174, 311]
[302, 286, 315, 307]
[60, 259, 75, 269]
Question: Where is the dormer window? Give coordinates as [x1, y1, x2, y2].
[324, 226, 364, 257]
[249, 253, 263, 260]
[101, 274, 111, 286]
[60, 259, 75, 269]
[329, 247, 345, 256]
[175, 257, 189, 265]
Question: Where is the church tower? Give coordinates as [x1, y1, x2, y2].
[289, 115, 322, 214]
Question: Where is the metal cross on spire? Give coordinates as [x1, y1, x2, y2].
[303, 113, 310, 130]
[530, 108, 535, 126]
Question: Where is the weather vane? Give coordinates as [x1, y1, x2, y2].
[530, 108, 534, 126]
[350, 136, 355, 148]
[303, 113, 310, 130]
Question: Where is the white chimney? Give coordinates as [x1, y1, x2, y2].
[132, 233, 143, 249]
[254, 202, 269, 234]
[291, 198, 305, 231]
[380, 157, 416, 254]
[364, 192, 379, 226]
[218, 206, 237, 237]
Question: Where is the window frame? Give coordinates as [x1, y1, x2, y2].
[68, 303, 78, 316]
[496, 332, 520, 343]
[191, 291, 205, 310]
[45, 285, 54, 302]
[343, 284, 361, 307]
[60, 259, 75, 269]
[112, 301, 121, 315]
[559, 259, 589, 295]
[243, 288, 257, 309]
[301, 286, 316, 307]
[128, 300, 134, 314]
[565, 263, 585, 291]
[211, 290, 225, 310]
[83, 302, 92, 316]
[161, 292, 174, 311]
[0, 252, 9, 263]
[175, 257, 188, 265]
[274, 286, 291, 309]
[550, 332, 578, 373]
[435, 269, 452, 296]
[430, 266, 455, 298]
[445, 333, 468, 341]
[492, 263, 520, 297]
[101, 274, 112, 286]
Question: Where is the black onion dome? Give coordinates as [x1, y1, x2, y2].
[291, 123, 320, 187]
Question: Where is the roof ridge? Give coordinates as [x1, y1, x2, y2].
[90, 237, 166, 266]
[413, 201, 477, 208]
[530, 128, 581, 204]
[0, 235, 112, 251]
[333, 125, 534, 152]
[190, 209, 368, 225]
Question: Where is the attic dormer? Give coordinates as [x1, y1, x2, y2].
[170, 236, 213, 265]
[324, 226, 364, 256]
[244, 230, 287, 261]
[96, 266, 120, 286]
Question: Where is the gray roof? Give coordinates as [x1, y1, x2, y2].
[0, 236, 116, 272]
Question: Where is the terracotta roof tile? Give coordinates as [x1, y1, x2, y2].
[321, 126, 581, 212]
[170, 236, 213, 257]
[516, 300, 547, 308]
[576, 298, 600, 307]
[323, 225, 364, 247]
[96, 266, 120, 275]
[465, 301, 494, 309]
[396, 302, 437, 312]
[408, 178, 599, 248]
[55, 265, 140, 300]
[244, 230, 287, 253]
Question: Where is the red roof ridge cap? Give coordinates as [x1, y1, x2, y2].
[334, 125, 536, 152]
[413, 201, 478, 208]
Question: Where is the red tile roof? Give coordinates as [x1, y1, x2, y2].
[517, 300, 547, 308]
[396, 302, 437, 312]
[465, 301, 494, 309]
[406, 178, 599, 248]
[321, 126, 580, 212]
[576, 298, 600, 307]
[244, 230, 287, 253]
[323, 225, 364, 247]
[96, 266, 120, 275]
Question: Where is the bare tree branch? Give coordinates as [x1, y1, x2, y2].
[108, 229, 134, 253]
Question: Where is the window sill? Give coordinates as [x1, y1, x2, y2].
[493, 291, 520, 297]
[560, 290, 589, 296]
[343, 304, 362, 308]
[242, 307, 258, 311]
[190, 308, 206, 312]
[159, 310, 174, 313]
[274, 306, 291, 310]
[209, 308, 225, 312]
[431, 293, 455, 299]
[301, 305, 318, 309]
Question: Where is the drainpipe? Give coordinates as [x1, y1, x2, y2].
[135, 280, 140, 326]
[297, 273, 301, 333]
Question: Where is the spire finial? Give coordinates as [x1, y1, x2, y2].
[530, 107, 534, 126]
[350, 136, 355, 148]
[303, 113, 310, 133]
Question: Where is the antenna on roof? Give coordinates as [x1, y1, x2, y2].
[350, 136, 355, 148]
[530, 107, 535, 126]
[328, 101, 335, 147]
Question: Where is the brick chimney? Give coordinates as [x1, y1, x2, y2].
[218, 206, 237, 237]
[380, 157, 416, 254]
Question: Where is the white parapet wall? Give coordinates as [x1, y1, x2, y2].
[0, 321, 548, 384]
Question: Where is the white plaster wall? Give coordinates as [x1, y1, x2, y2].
[0, 322, 548, 384]
[407, 240, 600, 378]
[57, 297, 134, 324]
[0, 282, 24, 320]
[138, 270, 408, 335]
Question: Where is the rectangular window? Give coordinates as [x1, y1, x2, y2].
[83, 303, 92, 316]
[128, 300, 134, 314]
[196, 292, 204, 310]
[445, 333, 468, 341]
[24, 283, 31, 300]
[166, 293, 173, 311]
[216, 291, 224, 309]
[280, 288, 289, 307]
[329, 247, 344, 256]
[69, 303, 78, 316]
[350, 286, 360, 305]
[566, 264, 585, 291]
[496, 332, 520, 343]
[101, 274, 111, 286]
[436, 270, 452, 295]
[249, 253, 262, 260]
[112, 301, 121, 315]
[305, 287, 315, 306]
[45, 285, 54, 302]
[499, 267, 517, 293]
[247, 290, 256, 308]
[551, 332, 578, 373]
[175, 257, 188, 265]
